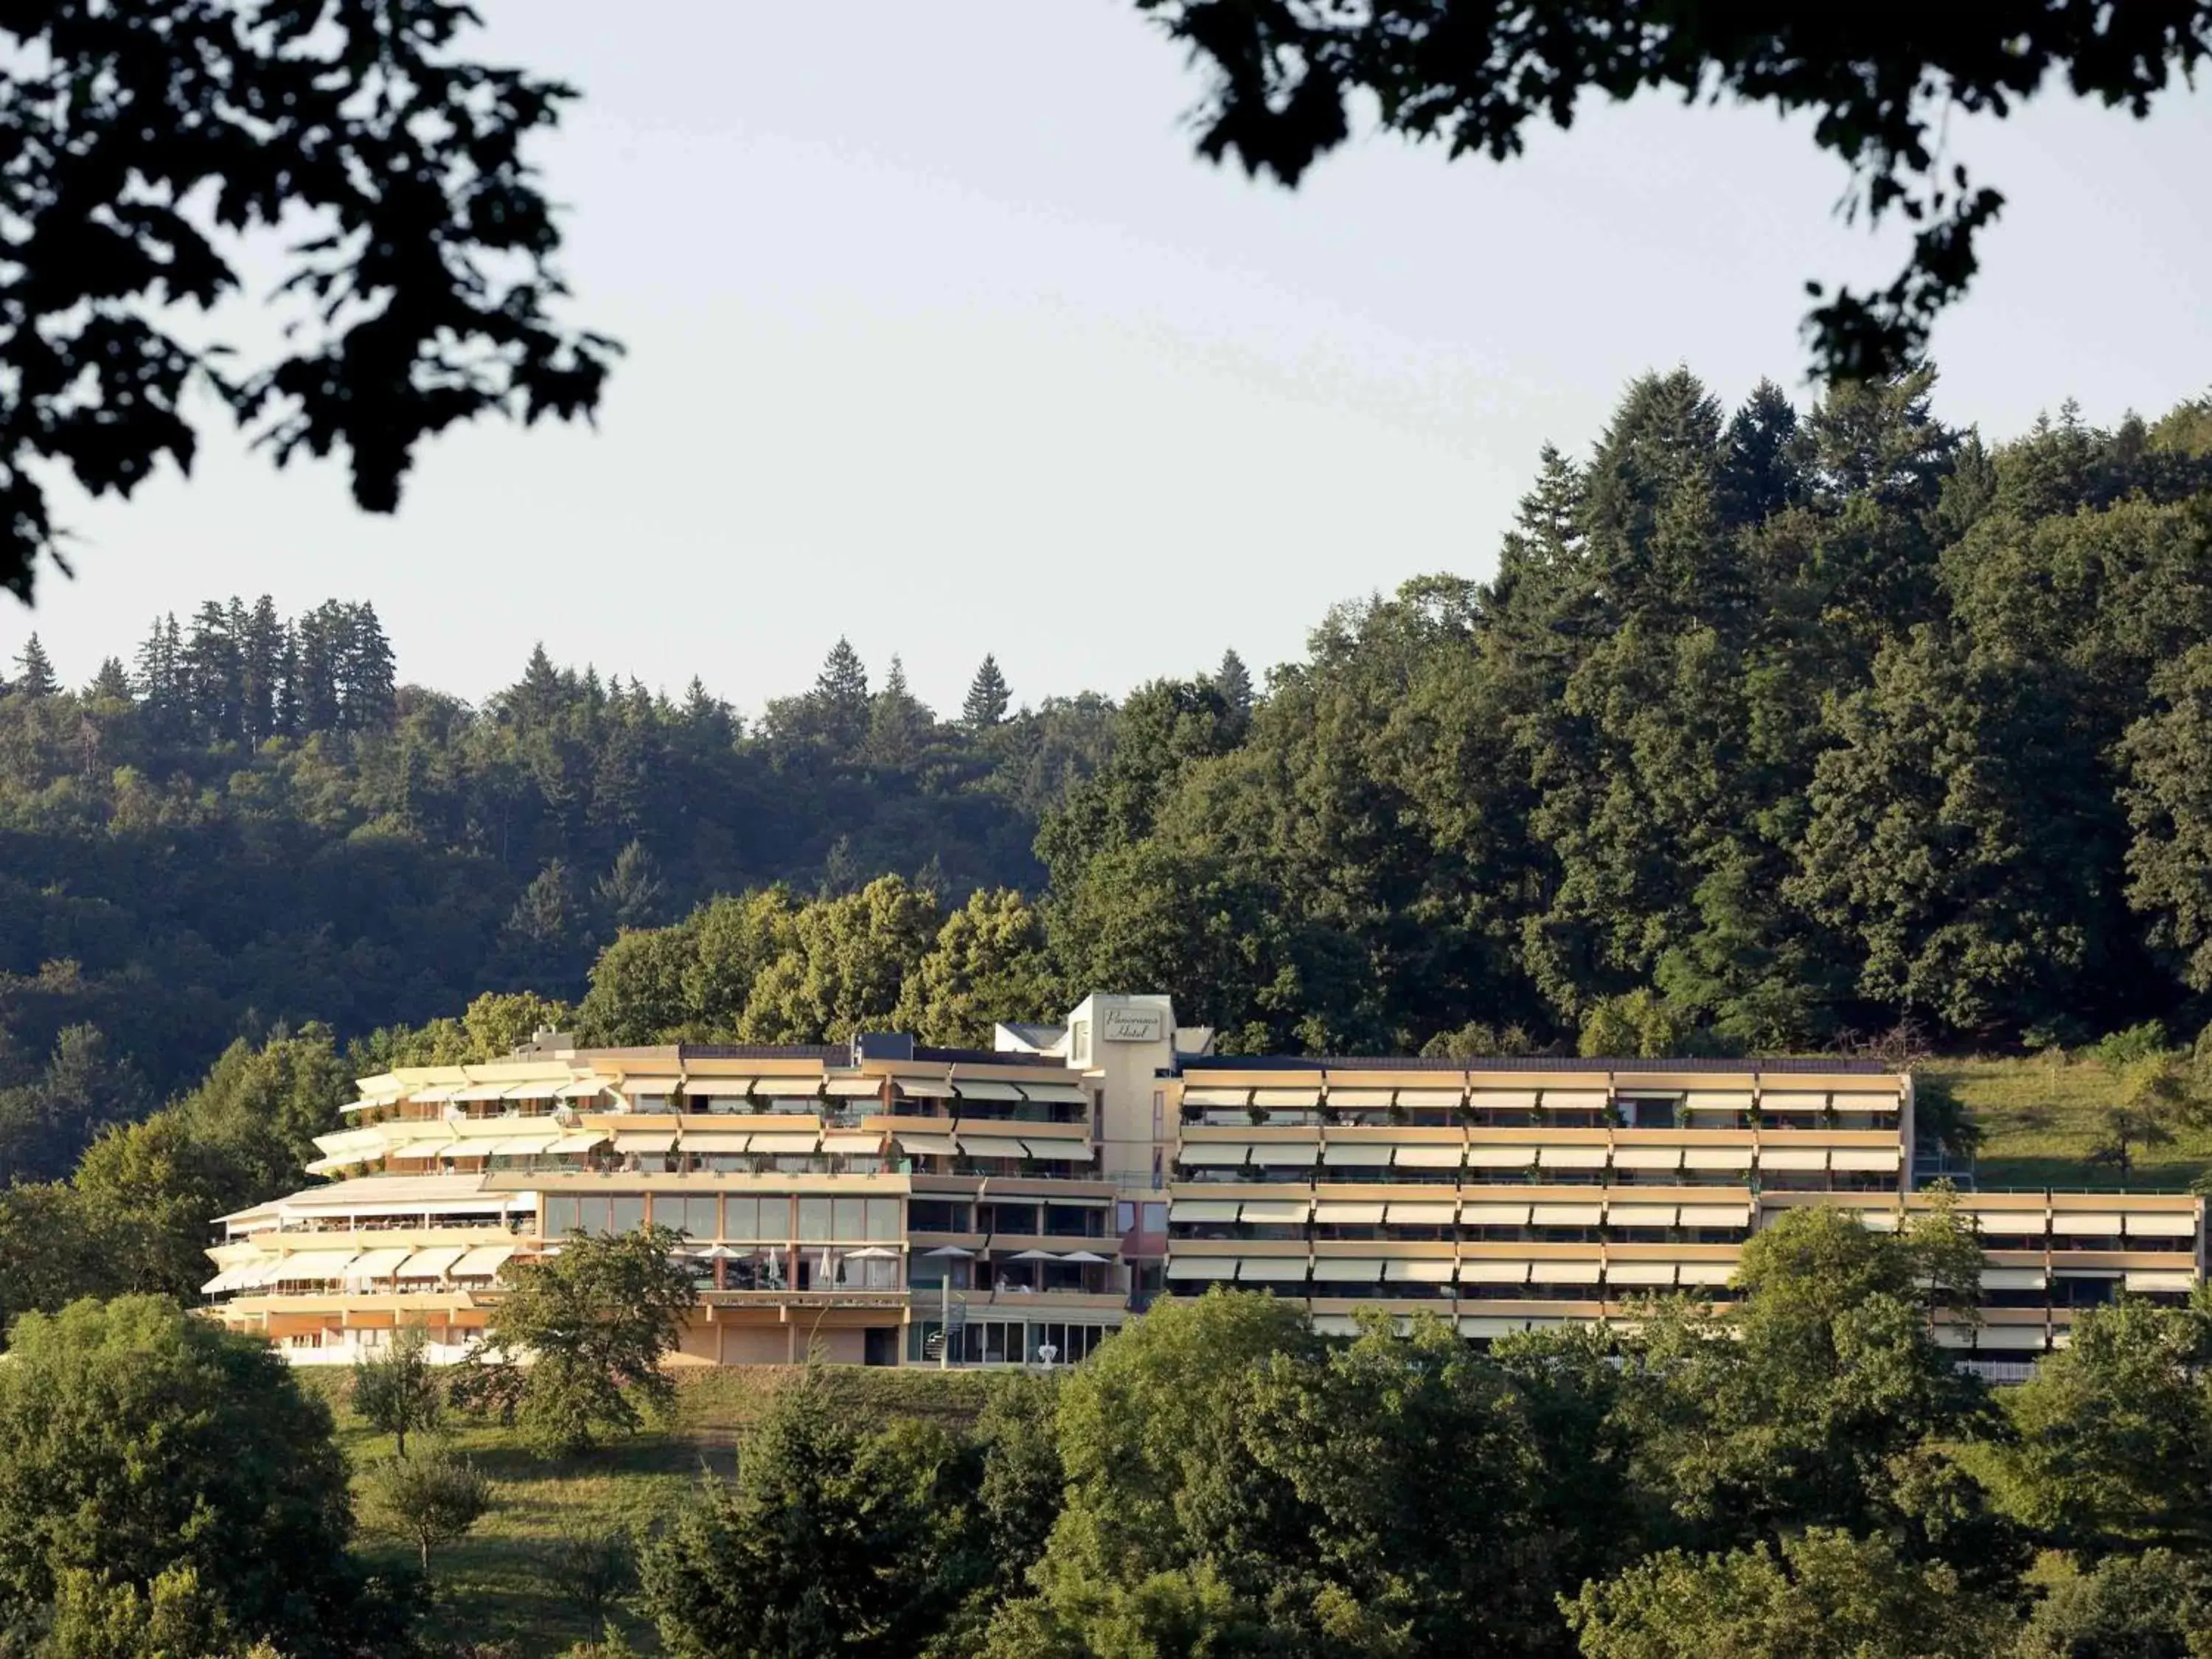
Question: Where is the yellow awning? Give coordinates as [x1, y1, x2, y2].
[1683, 1146, 1753, 1169]
[1169, 1200, 1242, 1223]
[1675, 1261, 1738, 1286]
[1604, 1262, 1677, 1287]
[1234, 1258, 1310, 1282]
[1458, 1260, 1531, 1284]
[1760, 1091, 1830, 1113]
[682, 1132, 754, 1154]
[1460, 1203, 1530, 1228]
[1605, 1205, 1679, 1229]
[1612, 1145, 1683, 1169]
[451, 1245, 516, 1279]
[1392, 1144, 1467, 1168]
[1528, 1259, 1603, 1285]
[1239, 1199, 1312, 1223]
[1321, 1142, 1393, 1165]
[396, 1247, 465, 1279]
[1756, 1147, 1828, 1171]
[1393, 1087, 1469, 1110]
[1385, 1203, 1455, 1225]
[1382, 1259, 1455, 1283]
[748, 1133, 823, 1155]
[1312, 1202, 1385, 1225]
[1677, 1205, 1751, 1228]
[1166, 1256, 1236, 1279]
[1531, 1204, 1603, 1227]
[1310, 1258, 1387, 1282]
[2124, 1214, 2197, 1239]
[1831, 1147, 1902, 1172]
[2051, 1214, 2125, 1234]
[1541, 1090, 1609, 1113]
[1467, 1145, 1538, 1167]
[1537, 1145, 1607, 1169]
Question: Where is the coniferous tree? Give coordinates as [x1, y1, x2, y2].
[290, 605, 341, 734]
[181, 600, 243, 742]
[866, 656, 930, 767]
[84, 656, 132, 703]
[131, 613, 187, 742]
[238, 595, 283, 742]
[1213, 648, 1253, 725]
[336, 602, 397, 731]
[964, 654, 1012, 730]
[10, 633, 56, 698]
[812, 636, 871, 754]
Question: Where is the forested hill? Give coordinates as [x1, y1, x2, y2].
[0, 605, 1125, 1169]
[4, 366, 2212, 1183]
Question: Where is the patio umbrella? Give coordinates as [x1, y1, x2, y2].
[844, 1245, 900, 1259]
[1009, 1248, 1059, 1262]
[1058, 1250, 1109, 1263]
[922, 1245, 975, 1258]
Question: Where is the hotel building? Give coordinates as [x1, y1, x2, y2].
[201, 995, 2205, 1368]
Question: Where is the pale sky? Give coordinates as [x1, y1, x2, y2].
[7, 2, 2210, 717]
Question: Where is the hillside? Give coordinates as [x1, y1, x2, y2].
[1937, 1056, 2212, 1193]
[7, 369, 2212, 1203]
[327, 1367, 994, 1654]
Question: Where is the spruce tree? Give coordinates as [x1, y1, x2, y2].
[238, 595, 283, 742]
[10, 633, 56, 698]
[866, 656, 930, 766]
[291, 606, 341, 734]
[1214, 649, 1253, 724]
[813, 637, 870, 752]
[338, 602, 397, 730]
[963, 654, 1011, 729]
[85, 657, 132, 703]
[131, 614, 187, 742]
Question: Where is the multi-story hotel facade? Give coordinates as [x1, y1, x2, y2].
[202, 995, 2206, 1368]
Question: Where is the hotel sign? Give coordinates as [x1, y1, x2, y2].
[1100, 1007, 1165, 1043]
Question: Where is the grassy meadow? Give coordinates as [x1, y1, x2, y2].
[1927, 1054, 2212, 1192]
[319, 1367, 995, 1655]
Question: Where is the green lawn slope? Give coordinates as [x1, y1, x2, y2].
[319, 1366, 994, 1655]
[1927, 1056, 2212, 1193]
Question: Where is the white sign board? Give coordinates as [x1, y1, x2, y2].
[1100, 1007, 1166, 1043]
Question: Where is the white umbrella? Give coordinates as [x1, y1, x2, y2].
[1009, 1248, 1059, 1262]
[922, 1245, 975, 1258]
[1059, 1250, 1109, 1263]
[844, 1245, 900, 1259]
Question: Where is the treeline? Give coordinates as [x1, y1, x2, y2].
[501, 371, 2212, 1065]
[13, 1214, 2212, 1658]
[1038, 374, 2212, 1054]
[0, 605, 1132, 1173]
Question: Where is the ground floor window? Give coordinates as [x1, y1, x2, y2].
[903, 1318, 1116, 1366]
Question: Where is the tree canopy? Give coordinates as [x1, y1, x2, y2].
[0, 0, 616, 605]
[1135, 1, 2212, 380]
[0, 1295, 383, 1657]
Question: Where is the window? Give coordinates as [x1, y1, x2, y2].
[544, 1195, 580, 1236]
[908, 1199, 969, 1233]
[724, 1197, 761, 1239]
[678, 1195, 719, 1239]
[608, 1194, 645, 1234]
[798, 1197, 832, 1242]
[1141, 1203, 1167, 1232]
[832, 1197, 868, 1239]
[866, 1198, 901, 1240]
[1071, 1020, 1091, 1066]
[1116, 1201, 1136, 1232]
